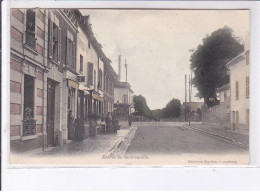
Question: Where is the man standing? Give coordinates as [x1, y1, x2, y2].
[128, 114, 133, 127]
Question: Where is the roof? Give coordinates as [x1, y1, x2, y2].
[226, 50, 249, 68]
[74, 10, 118, 79]
[114, 81, 134, 93]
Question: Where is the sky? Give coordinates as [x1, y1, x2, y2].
[81, 9, 250, 110]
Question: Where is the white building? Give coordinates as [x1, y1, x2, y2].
[114, 82, 134, 120]
[227, 50, 250, 131]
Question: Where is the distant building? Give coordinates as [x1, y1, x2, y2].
[114, 82, 134, 121]
[183, 102, 203, 121]
[227, 50, 250, 131]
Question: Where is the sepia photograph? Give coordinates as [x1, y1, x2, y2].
[9, 8, 250, 166]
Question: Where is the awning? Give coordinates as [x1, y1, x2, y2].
[78, 84, 90, 95]
[93, 93, 103, 101]
[68, 79, 79, 89]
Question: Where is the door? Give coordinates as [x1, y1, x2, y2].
[232, 111, 235, 131]
[47, 80, 56, 146]
[235, 111, 239, 129]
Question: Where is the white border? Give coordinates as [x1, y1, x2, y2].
[2, 0, 260, 190]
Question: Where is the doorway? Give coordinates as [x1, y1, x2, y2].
[47, 80, 56, 146]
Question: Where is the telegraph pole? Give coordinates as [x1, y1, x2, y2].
[189, 75, 191, 126]
[185, 74, 187, 121]
[125, 59, 128, 83]
[118, 55, 121, 81]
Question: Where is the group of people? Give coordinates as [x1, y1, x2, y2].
[68, 109, 134, 139]
[104, 112, 120, 133]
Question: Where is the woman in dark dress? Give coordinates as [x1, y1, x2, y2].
[68, 110, 75, 140]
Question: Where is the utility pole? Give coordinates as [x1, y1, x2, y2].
[118, 55, 121, 81]
[189, 75, 191, 126]
[185, 74, 187, 121]
[190, 70, 193, 102]
[125, 59, 128, 83]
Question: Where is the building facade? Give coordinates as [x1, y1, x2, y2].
[103, 60, 117, 115]
[114, 82, 134, 121]
[10, 9, 66, 151]
[227, 50, 250, 131]
[10, 9, 118, 152]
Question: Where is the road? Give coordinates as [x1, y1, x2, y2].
[126, 122, 247, 155]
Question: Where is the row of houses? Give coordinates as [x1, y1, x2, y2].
[202, 50, 250, 132]
[10, 9, 134, 152]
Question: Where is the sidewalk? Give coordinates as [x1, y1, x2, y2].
[30, 129, 131, 157]
[182, 123, 249, 147]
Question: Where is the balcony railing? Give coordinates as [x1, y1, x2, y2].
[25, 30, 36, 49]
[22, 119, 36, 136]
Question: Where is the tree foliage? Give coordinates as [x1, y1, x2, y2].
[190, 26, 244, 106]
[133, 95, 152, 118]
[162, 98, 181, 118]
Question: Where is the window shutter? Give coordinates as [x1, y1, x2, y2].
[58, 27, 61, 64]
[66, 37, 69, 66]
[72, 42, 76, 70]
[48, 19, 53, 59]
[88, 63, 93, 86]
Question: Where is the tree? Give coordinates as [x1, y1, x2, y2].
[162, 98, 181, 118]
[133, 95, 152, 118]
[190, 26, 244, 107]
[151, 109, 163, 121]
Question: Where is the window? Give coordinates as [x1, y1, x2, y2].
[88, 40, 91, 49]
[123, 94, 127, 103]
[23, 74, 36, 136]
[24, 75, 35, 118]
[68, 88, 75, 114]
[246, 109, 250, 129]
[65, 31, 75, 69]
[87, 63, 93, 86]
[48, 18, 61, 63]
[235, 111, 239, 129]
[94, 70, 96, 88]
[80, 55, 83, 72]
[25, 9, 36, 49]
[98, 70, 102, 89]
[246, 76, 249, 98]
[235, 81, 239, 100]
[246, 52, 249, 65]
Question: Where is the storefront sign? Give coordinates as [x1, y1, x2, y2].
[68, 79, 79, 89]
[93, 93, 103, 101]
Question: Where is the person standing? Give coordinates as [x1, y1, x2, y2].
[128, 113, 133, 127]
[68, 110, 75, 140]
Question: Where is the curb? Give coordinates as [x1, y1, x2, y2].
[106, 126, 135, 154]
[180, 124, 249, 149]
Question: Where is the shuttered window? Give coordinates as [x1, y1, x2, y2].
[48, 17, 61, 64]
[246, 76, 249, 98]
[235, 81, 239, 100]
[24, 74, 35, 119]
[246, 52, 249, 65]
[246, 109, 249, 129]
[25, 9, 36, 49]
[80, 55, 83, 72]
[235, 111, 239, 129]
[87, 63, 93, 86]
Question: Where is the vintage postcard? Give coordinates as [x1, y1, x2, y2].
[8, 8, 250, 166]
